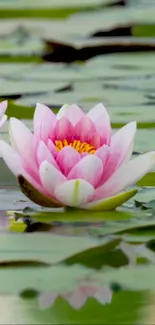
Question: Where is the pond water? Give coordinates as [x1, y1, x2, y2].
[1, 0, 155, 323]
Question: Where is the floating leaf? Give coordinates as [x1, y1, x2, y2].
[65, 238, 127, 269]
[0, 264, 89, 294]
[0, 0, 113, 9]
[0, 233, 121, 265]
[92, 264, 155, 291]
[0, 79, 69, 97]
[16, 86, 148, 107]
[0, 291, 146, 324]
[89, 215, 155, 238]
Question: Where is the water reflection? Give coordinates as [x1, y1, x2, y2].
[0, 290, 151, 324]
[38, 285, 112, 310]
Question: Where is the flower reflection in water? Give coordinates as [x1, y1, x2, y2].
[38, 284, 112, 310]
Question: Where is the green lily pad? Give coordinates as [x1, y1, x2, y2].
[0, 290, 146, 325]
[137, 172, 155, 187]
[107, 106, 155, 128]
[89, 215, 155, 237]
[0, 79, 69, 97]
[103, 77, 155, 93]
[134, 188, 155, 205]
[16, 87, 148, 107]
[0, 0, 112, 9]
[0, 264, 89, 294]
[92, 264, 155, 291]
[0, 233, 121, 265]
[86, 52, 155, 71]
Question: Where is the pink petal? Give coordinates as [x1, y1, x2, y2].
[37, 141, 59, 170]
[56, 104, 70, 120]
[57, 103, 84, 126]
[90, 133, 101, 149]
[95, 145, 110, 186]
[55, 179, 94, 207]
[39, 160, 67, 196]
[56, 146, 81, 176]
[95, 145, 110, 165]
[0, 140, 46, 195]
[54, 117, 74, 142]
[68, 155, 103, 187]
[0, 140, 24, 177]
[111, 121, 137, 166]
[94, 151, 155, 200]
[87, 103, 111, 145]
[9, 118, 35, 161]
[0, 100, 7, 116]
[63, 288, 87, 309]
[98, 122, 137, 185]
[94, 287, 112, 305]
[38, 293, 58, 310]
[81, 152, 89, 157]
[9, 118, 39, 182]
[47, 139, 57, 158]
[0, 114, 7, 128]
[33, 103, 56, 147]
[74, 116, 97, 143]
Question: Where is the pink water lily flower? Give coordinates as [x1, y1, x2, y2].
[0, 100, 7, 129]
[38, 285, 112, 310]
[0, 102, 155, 210]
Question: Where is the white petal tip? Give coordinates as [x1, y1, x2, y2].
[55, 179, 94, 207]
[57, 103, 70, 120]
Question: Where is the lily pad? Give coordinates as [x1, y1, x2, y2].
[0, 27, 43, 56]
[107, 106, 155, 128]
[134, 188, 155, 205]
[103, 77, 155, 93]
[89, 215, 155, 237]
[0, 0, 111, 8]
[0, 291, 145, 324]
[15, 86, 148, 107]
[0, 233, 121, 265]
[86, 52, 155, 71]
[0, 79, 70, 97]
[93, 264, 155, 291]
[0, 264, 89, 294]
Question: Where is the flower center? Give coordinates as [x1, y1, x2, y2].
[55, 139, 96, 154]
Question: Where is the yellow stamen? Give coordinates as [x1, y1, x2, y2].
[63, 139, 68, 146]
[55, 139, 96, 154]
